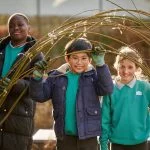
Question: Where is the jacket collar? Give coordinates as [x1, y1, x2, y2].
[0, 36, 36, 53]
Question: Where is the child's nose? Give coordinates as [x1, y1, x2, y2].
[77, 58, 82, 63]
[14, 25, 19, 30]
[124, 68, 129, 73]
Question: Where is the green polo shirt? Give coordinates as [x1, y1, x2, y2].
[2, 42, 24, 77]
[65, 71, 80, 135]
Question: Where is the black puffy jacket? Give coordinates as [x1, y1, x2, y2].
[0, 36, 43, 150]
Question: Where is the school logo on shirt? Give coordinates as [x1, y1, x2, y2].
[136, 91, 142, 96]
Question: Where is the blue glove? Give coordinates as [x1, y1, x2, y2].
[33, 60, 47, 79]
[0, 77, 11, 93]
[92, 46, 105, 66]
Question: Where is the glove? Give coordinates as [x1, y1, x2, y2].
[92, 46, 105, 66]
[33, 60, 47, 79]
[0, 77, 11, 93]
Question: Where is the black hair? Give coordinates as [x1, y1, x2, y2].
[65, 38, 92, 57]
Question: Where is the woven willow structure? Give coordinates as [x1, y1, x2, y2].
[0, 8, 150, 124]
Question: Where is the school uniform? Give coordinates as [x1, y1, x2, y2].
[100, 78, 150, 150]
[30, 63, 113, 150]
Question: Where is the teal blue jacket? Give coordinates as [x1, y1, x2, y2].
[100, 78, 150, 150]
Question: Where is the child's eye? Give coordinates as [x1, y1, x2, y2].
[18, 23, 24, 27]
[72, 57, 78, 60]
[9, 23, 24, 28]
[82, 57, 88, 60]
[119, 65, 125, 69]
[128, 66, 133, 69]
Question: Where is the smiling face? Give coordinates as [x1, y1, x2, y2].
[66, 52, 92, 73]
[118, 59, 138, 84]
[8, 15, 30, 47]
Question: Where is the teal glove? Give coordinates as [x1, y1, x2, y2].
[92, 46, 105, 66]
[0, 77, 11, 93]
[33, 60, 47, 79]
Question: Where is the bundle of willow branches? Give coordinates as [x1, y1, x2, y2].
[0, 8, 150, 124]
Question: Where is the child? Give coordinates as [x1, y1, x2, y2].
[0, 13, 43, 150]
[100, 46, 150, 150]
[30, 38, 113, 150]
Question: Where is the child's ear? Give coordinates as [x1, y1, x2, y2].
[89, 58, 92, 63]
[28, 25, 31, 34]
[65, 56, 69, 63]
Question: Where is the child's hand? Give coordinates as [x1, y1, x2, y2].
[92, 46, 106, 66]
[0, 77, 11, 92]
[33, 60, 47, 79]
[35, 60, 47, 70]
